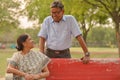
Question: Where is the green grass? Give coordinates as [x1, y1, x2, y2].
[70, 47, 118, 52]
[70, 47, 119, 58]
[0, 49, 16, 78]
[0, 47, 119, 77]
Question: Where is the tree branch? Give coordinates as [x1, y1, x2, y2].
[96, 0, 113, 17]
[84, 0, 102, 8]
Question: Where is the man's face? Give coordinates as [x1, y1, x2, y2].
[50, 7, 64, 22]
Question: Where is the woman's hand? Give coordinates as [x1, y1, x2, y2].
[24, 74, 34, 80]
[32, 74, 41, 80]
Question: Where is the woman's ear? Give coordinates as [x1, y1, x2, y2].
[22, 42, 26, 47]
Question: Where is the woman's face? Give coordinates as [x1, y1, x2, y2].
[50, 7, 64, 22]
[23, 36, 34, 49]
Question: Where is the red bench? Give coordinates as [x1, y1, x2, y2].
[47, 58, 120, 80]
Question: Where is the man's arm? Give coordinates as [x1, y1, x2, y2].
[76, 35, 90, 63]
[76, 35, 88, 53]
[39, 37, 46, 53]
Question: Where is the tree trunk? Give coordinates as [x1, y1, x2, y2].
[116, 32, 120, 57]
[83, 31, 87, 42]
[115, 23, 120, 57]
[112, 11, 120, 57]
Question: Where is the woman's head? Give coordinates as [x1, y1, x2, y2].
[16, 34, 34, 51]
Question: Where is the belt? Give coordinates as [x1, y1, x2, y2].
[47, 48, 69, 54]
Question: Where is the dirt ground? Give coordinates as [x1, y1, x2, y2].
[0, 75, 4, 80]
[0, 78, 5, 80]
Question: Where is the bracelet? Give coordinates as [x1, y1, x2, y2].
[85, 52, 90, 57]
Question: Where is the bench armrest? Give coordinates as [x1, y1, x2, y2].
[6, 58, 13, 80]
[5, 73, 13, 80]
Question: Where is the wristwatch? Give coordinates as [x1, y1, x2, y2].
[85, 52, 90, 57]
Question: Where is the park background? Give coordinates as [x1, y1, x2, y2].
[0, 0, 120, 79]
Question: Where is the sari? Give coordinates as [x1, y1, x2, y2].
[9, 50, 50, 80]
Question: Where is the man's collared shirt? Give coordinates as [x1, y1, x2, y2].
[38, 15, 82, 50]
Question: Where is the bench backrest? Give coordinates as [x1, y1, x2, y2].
[46, 58, 120, 80]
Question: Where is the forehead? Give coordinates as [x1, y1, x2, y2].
[26, 36, 31, 40]
[51, 7, 61, 11]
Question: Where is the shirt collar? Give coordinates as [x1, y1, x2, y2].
[51, 15, 66, 23]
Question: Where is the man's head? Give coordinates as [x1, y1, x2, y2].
[50, 0, 64, 22]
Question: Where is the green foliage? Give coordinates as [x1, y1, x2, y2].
[87, 27, 116, 47]
[63, 0, 110, 41]
[0, 0, 119, 49]
[0, 0, 20, 22]
[23, 0, 112, 42]
[24, 0, 53, 23]
[0, 0, 20, 43]
[23, 27, 40, 43]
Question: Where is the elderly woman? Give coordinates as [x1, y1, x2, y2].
[6, 34, 50, 80]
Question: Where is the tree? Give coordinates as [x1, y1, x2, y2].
[87, 26, 116, 47]
[23, 0, 53, 23]
[0, 0, 20, 43]
[24, 0, 108, 42]
[0, 0, 20, 28]
[84, 0, 120, 56]
[63, 0, 109, 42]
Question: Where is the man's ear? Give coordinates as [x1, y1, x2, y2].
[62, 10, 64, 13]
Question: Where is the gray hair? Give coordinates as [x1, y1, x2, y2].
[50, 0, 64, 10]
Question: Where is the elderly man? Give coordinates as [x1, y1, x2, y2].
[38, 0, 90, 63]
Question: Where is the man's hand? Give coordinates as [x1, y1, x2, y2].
[81, 56, 90, 64]
[81, 52, 90, 64]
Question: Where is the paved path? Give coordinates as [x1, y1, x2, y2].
[0, 78, 5, 80]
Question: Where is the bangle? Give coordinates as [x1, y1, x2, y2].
[23, 73, 27, 77]
[85, 52, 90, 57]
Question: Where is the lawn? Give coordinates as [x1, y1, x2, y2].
[0, 47, 119, 77]
[0, 49, 16, 78]
[70, 47, 119, 58]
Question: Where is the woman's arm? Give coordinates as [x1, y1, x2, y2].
[6, 64, 33, 80]
[33, 66, 50, 79]
[6, 64, 26, 77]
[40, 66, 50, 78]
